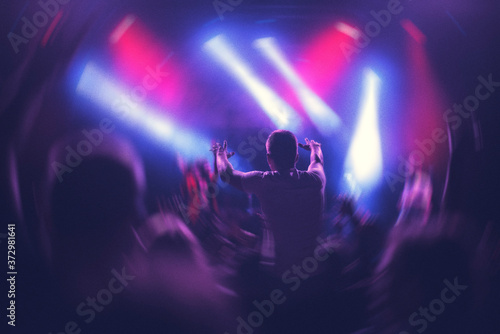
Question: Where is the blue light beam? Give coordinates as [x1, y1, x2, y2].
[253, 37, 342, 135]
[203, 35, 300, 131]
[76, 62, 212, 160]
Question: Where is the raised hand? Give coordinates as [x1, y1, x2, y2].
[299, 138, 323, 165]
[210, 141, 235, 159]
[298, 138, 321, 151]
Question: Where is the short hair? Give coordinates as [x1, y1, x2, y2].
[266, 130, 298, 169]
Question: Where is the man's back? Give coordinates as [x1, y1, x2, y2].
[214, 132, 326, 275]
[242, 168, 325, 274]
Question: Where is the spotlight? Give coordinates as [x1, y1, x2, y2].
[344, 69, 383, 189]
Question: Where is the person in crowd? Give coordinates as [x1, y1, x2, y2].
[368, 217, 476, 334]
[45, 135, 147, 303]
[213, 130, 339, 333]
[213, 130, 326, 277]
[39, 135, 148, 332]
[134, 210, 237, 333]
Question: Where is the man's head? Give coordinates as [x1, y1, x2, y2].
[266, 130, 298, 171]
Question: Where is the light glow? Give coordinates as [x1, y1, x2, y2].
[344, 69, 383, 189]
[336, 22, 361, 40]
[254, 37, 341, 135]
[76, 62, 211, 160]
[203, 35, 300, 131]
[110, 15, 136, 44]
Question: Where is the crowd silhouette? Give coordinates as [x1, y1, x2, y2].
[13, 130, 499, 333]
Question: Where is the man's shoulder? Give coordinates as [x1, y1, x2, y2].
[298, 168, 326, 186]
[239, 170, 267, 184]
[240, 170, 270, 194]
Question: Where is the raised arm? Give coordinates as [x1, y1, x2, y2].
[211, 140, 244, 190]
[298, 138, 324, 173]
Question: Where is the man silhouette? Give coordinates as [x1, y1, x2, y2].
[214, 130, 326, 276]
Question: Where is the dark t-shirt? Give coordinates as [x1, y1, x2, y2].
[241, 167, 326, 274]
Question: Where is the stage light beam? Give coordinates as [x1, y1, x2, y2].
[76, 62, 211, 160]
[254, 37, 341, 135]
[344, 69, 383, 189]
[109, 14, 136, 44]
[335, 22, 360, 40]
[203, 35, 300, 131]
